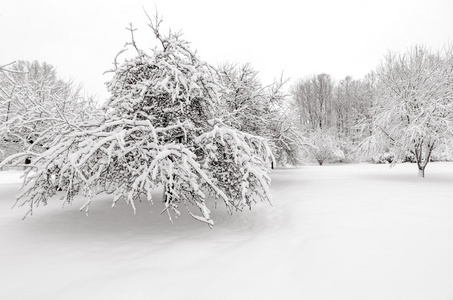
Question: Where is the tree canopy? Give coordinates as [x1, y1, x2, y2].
[0, 15, 274, 226]
[0, 60, 99, 150]
[362, 45, 453, 176]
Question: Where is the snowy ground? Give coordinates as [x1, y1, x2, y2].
[1, 163, 453, 300]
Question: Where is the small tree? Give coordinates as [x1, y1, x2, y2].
[362, 45, 453, 177]
[306, 129, 344, 165]
[1, 15, 273, 226]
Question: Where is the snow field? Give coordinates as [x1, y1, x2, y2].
[1, 163, 453, 299]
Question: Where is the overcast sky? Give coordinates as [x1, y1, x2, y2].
[1, 0, 452, 103]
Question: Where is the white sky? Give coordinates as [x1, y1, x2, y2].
[1, 0, 452, 103]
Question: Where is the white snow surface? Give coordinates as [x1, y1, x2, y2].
[1, 163, 453, 299]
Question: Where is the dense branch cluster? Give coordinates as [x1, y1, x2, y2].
[0, 61, 99, 152]
[219, 63, 304, 166]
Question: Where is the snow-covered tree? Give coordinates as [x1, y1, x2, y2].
[217, 63, 266, 134]
[306, 129, 344, 165]
[0, 61, 99, 152]
[361, 45, 453, 177]
[0, 62, 20, 124]
[1, 15, 273, 226]
[267, 110, 306, 166]
[290, 74, 372, 163]
[0, 61, 23, 161]
[355, 72, 377, 140]
[218, 63, 304, 166]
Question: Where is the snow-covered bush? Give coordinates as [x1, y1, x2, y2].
[306, 130, 344, 165]
[0, 15, 273, 226]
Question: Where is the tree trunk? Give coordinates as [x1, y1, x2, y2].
[414, 141, 433, 178]
[418, 167, 425, 178]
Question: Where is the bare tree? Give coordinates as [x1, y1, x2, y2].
[291, 74, 334, 131]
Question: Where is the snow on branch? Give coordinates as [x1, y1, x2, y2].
[3, 15, 274, 225]
[360, 45, 453, 175]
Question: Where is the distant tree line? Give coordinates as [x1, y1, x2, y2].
[288, 45, 453, 177]
[290, 72, 376, 164]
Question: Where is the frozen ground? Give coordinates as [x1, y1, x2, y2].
[1, 163, 453, 300]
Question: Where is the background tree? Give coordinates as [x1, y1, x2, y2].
[290, 71, 386, 164]
[361, 45, 453, 177]
[0, 60, 99, 153]
[0, 61, 21, 123]
[355, 72, 377, 139]
[218, 63, 304, 166]
[217, 63, 266, 134]
[0, 61, 24, 161]
[333, 76, 365, 140]
[291, 73, 334, 132]
[291, 73, 357, 164]
[1, 15, 273, 226]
